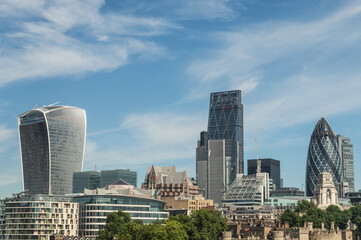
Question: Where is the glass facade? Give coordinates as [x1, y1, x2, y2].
[73, 195, 169, 237]
[19, 106, 86, 195]
[206, 90, 243, 203]
[305, 118, 343, 197]
[196, 131, 208, 197]
[248, 158, 281, 189]
[100, 169, 137, 187]
[337, 135, 354, 194]
[73, 171, 101, 193]
[207, 90, 243, 174]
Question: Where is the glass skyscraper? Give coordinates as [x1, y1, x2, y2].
[305, 118, 343, 197]
[19, 105, 86, 195]
[207, 90, 243, 203]
[337, 135, 354, 194]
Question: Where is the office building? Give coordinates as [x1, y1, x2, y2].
[196, 131, 208, 196]
[100, 169, 137, 188]
[248, 158, 281, 189]
[337, 135, 355, 194]
[270, 187, 305, 197]
[73, 185, 169, 237]
[305, 118, 343, 197]
[4, 193, 78, 239]
[207, 90, 243, 203]
[72, 171, 101, 193]
[142, 165, 199, 197]
[19, 105, 86, 195]
[222, 172, 270, 209]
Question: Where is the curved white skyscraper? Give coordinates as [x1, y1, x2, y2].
[305, 118, 342, 197]
[19, 105, 86, 195]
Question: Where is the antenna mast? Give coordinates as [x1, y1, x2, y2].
[256, 138, 261, 173]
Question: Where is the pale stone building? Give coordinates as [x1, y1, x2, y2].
[312, 172, 339, 209]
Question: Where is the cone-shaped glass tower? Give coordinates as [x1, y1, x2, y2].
[305, 118, 342, 197]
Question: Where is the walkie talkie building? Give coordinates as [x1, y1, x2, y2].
[305, 118, 343, 197]
[19, 105, 86, 195]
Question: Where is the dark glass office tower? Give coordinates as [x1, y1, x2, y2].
[196, 131, 208, 197]
[248, 158, 281, 189]
[100, 169, 137, 187]
[19, 105, 86, 195]
[305, 118, 343, 197]
[207, 90, 243, 202]
[73, 171, 101, 193]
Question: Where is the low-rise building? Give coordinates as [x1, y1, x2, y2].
[142, 165, 199, 197]
[270, 187, 305, 197]
[162, 195, 213, 211]
[4, 193, 78, 240]
[72, 184, 169, 237]
[222, 173, 270, 209]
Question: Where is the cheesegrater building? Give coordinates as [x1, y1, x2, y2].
[207, 90, 243, 204]
[305, 118, 343, 197]
[19, 105, 86, 195]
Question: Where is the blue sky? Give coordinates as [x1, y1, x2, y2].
[0, 0, 360, 197]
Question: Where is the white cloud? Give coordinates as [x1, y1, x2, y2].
[0, 0, 174, 85]
[84, 112, 206, 169]
[186, 2, 361, 137]
[0, 125, 17, 153]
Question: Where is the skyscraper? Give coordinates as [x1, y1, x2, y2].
[196, 131, 208, 196]
[207, 90, 243, 203]
[305, 118, 343, 197]
[19, 105, 86, 195]
[337, 135, 354, 194]
[73, 171, 101, 193]
[248, 158, 281, 189]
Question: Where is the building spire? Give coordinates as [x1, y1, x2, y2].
[256, 138, 261, 173]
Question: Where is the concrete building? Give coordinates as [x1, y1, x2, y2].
[306, 118, 343, 197]
[100, 169, 137, 188]
[19, 105, 86, 195]
[162, 195, 213, 211]
[72, 171, 100, 193]
[72, 185, 169, 237]
[4, 193, 79, 240]
[337, 135, 355, 194]
[222, 172, 270, 209]
[0, 199, 4, 240]
[345, 191, 361, 206]
[248, 158, 281, 189]
[196, 131, 208, 196]
[207, 90, 243, 204]
[142, 165, 198, 197]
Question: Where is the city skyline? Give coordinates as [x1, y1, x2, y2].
[0, 0, 361, 197]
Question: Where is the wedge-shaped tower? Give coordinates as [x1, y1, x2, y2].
[19, 105, 86, 195]
[305, 118, 342, 197]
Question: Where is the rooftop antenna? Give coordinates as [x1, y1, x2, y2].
[95, 164, 97, 172]
[256, 138, 261, 173]
[48, 101, 60, 106]
[34, 104, 38, 109]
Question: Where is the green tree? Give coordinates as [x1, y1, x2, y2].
[280, 209, 300, 227]
[98, 211, 132, 240]
[295, 200, 317, 214]
[350, 205, 361, 236]
[191, 209, 227, 240]
[326, 205, 350, 230]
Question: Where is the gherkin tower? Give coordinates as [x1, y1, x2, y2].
[305, 118, 343, 197]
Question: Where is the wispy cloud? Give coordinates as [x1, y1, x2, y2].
[84, 112, 206, 169]
[186, 1, 361, 136]
[0, 0, 174, 85]
[0, 125, 17, 153]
